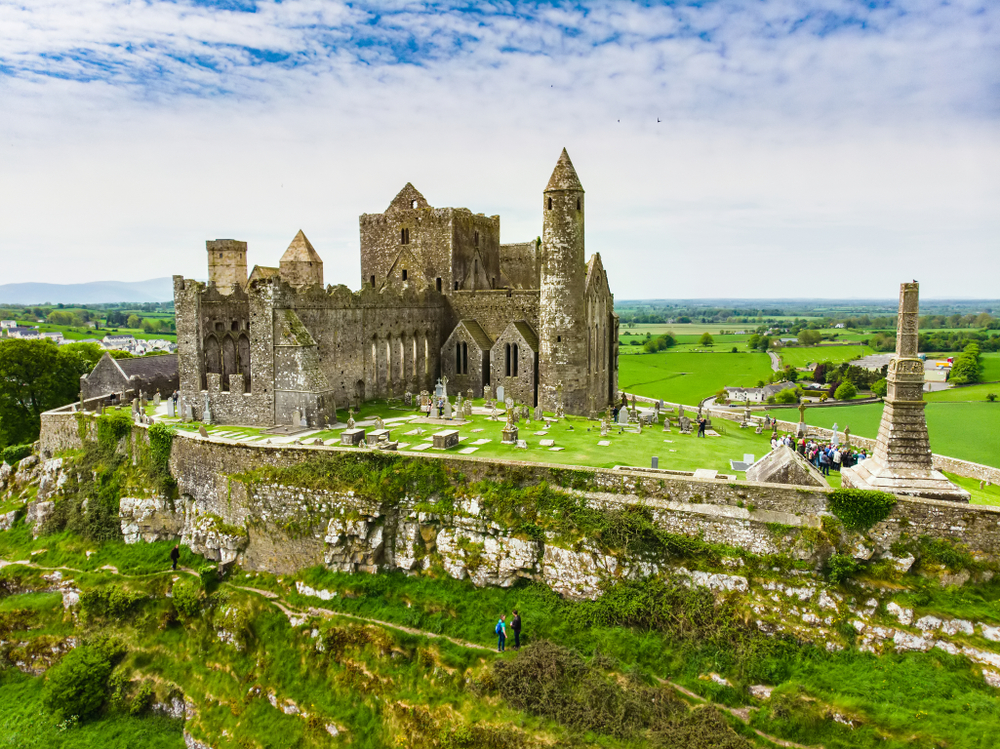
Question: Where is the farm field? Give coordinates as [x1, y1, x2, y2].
[980, 353, 1000, 382]
[619, 334, 752, 353]
[618, 351, 773, 406]
[777, 345, 874, 368]
[924, 383, 1000, 402]
[774, 402, 1000, 469]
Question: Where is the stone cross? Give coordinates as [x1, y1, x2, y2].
[441, 375, 449, 398]
[375, 415, 386, 430]
[203, 393, 212, 424]
[484, 384, 492, 404]
[347, 409, 355, 429]
[831, 422, 840, 446]
[467, 388, 473, 402]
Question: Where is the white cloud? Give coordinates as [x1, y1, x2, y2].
[0, 0, 997, 298]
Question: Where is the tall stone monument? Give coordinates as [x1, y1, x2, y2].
[842, 282, 969, 502]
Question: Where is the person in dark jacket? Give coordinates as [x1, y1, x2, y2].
[170, 545, 180, 571]
[511, 610, 522, 650]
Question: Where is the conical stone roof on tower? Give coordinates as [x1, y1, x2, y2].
[545, 148, 584, 192]
[279, 230, 324, 288]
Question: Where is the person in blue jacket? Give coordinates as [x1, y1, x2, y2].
[495, 615, 507, 652]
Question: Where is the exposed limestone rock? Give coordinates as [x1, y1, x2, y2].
[750, 685, 774, 700]
[886, 601, 913, 626]
[324, 515, 384, 573]
[981, 624, 1000, 642]
[0, 510, 18, 531]
[295, 581, 337, 601]
[541, 544, 617, 599]
[25, 500, 54, 538]
[184, 731, 214, 749]
[120, 496, 188, 544]
[746, 445, 827, 487]
[0, 461, 12, 491]
[183, 514, 248, 565]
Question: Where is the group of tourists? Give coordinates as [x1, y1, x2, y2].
[495, 610, 522, 652]
[770, 434, 868, 475]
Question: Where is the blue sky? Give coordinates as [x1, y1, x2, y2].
[0, 0, 997, 298]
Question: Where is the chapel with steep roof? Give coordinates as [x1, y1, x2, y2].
[173, 149, 618, 427]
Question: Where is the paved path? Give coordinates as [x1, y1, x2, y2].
[769, 351, 781, 371]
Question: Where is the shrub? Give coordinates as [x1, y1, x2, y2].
[172, 578, 203, 618]
[773, 388, 797, 405]
[834, 381, 858, 400]
[826, 553, 861, 583]
[872, 378, 888, 398]
[96, 410, 133, 454]
[79, 584, 146, 620]
[43, 641, 123, 720]
[1, 444, 33, 466]
[988, 393, 997, 402]
[827, 488, 897, 530]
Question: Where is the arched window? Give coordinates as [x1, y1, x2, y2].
[456, 342, 462, 374]
[411, 199, 418, 209]
[547, 197, 552, 210]
[222, 336, 237, 392]
[238, 334, 251, 392]
[505, 343, 511, 377]
[401, 227, 410, 244]
[512, 343, 519, 377]
[462, 342, 468, 375]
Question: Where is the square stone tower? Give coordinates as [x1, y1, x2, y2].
[842, 282, 970, 502]
[207, 239, 248, 293]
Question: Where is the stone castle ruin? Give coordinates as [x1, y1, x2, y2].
[173, 149, 618, 427]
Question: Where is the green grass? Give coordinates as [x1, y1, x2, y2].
[980, 353, 1000, 382]
[783, 402, 1000, 471]
[944, 473, 1000, 507]
[925, 384, 1000, 402]
[618, 351, 773, 406]
[777, 345, 874, 369]
[0, 670, 184, 749]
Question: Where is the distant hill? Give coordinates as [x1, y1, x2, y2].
[0, 278, 175, 304]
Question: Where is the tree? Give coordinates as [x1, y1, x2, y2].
[872, 378, 888, 398]
[127, 314, 141, 329]
[0, 340, 91, 447]
[699, 332, 714, 346]
[835, 381, 858, 400]
[949, 343, 983, 384]
[813, 363, 828, 383]
[797, 329, 822, 346]
[773, 388, 798, 404]
[141, 319, 154, 333]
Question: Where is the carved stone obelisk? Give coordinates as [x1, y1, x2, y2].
[842, 282, 969, 502]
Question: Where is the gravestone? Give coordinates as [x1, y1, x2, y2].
[404, 391, 412, 406]
[347, 409, 355, 429]
[617, 408, 628, 425]
[341, 428, 365, 446]
[843, 425, 851, 445]
[435, 379, 445, 398]
[651, 456, 659, 469]
[496, 385, 505, 405]
[441, 375, 449, 398]
[198, 425, 209, 439]
[167, 399, 175, 418]
[490, 403, 499, 420]
[679, 416, 692, 433]
[484, 384, 493, 407]
[501, 422, 518, 445]
[467, 389, 474, 402]
[202, 393, 212, 424]
[516, 440, 528, 449]
[534, 405, 544, 421]
[444, 399, 453, 419]
[455, 393, 463, 413]
[600, 420, 609, 436]
[463, 399, 473, 417]
[433, 430, 460, 449]
[300, 411, 308, 428]
[153, 393, 161, 408]
[291, 408, 301, 428]
[375, 415, 386, 430]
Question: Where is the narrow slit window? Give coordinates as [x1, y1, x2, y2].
[474, 231, 479, 247]
[454, 281, 459, 291]
[436, 277, 442, 292]
[547, 197, 552, 210]
[577, 197, 581, 211]
[456, 343, 462, 373]
[512, 343, 519, 377]
[402, 269, 408, 281]
[505, 343, 511, 377]
[401, 228, 410, 245]
[370, 275, 376, 288]
[462, 342, 468, 375]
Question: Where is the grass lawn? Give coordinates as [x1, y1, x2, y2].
[777, 345, 873, 369]
[777, 402, 1000, 470]
[924, 383, 1000, 402]
[943, 472, 1000, 507]
[394, 409, 774, 475]
[980, 352, 1000, 382]
[618, 351, 773, 406]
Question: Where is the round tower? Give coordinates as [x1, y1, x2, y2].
[207, 239, 248, 293]
[538, 148, 588, 414]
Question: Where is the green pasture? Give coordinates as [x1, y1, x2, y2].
[779, 402, 1000, 470]
[981, 353, 1000, 382]
[777, 345, 874, 369]
[924, 383, 1000, 402]
[618, 351, 773, 406]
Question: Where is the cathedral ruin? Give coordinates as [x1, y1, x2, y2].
[173, 149, 618, 427]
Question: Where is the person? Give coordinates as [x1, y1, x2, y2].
[833, 447, 842, 472]
[495, 615, 507, 652]
[697, 417, 706, 437]
[172, 390, 179, 406]
[511, 610, 522, 650]
[818, 448, 830, 476]
[170, 544, 180, 571]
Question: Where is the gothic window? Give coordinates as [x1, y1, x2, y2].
[222, 336, 237, 392]
[401, 228, 410, 245]
[512, 343, 519, 377]
[505, 343, 511, 377]
[462, 342, 468, 375]
[238, 334, 251, 392]
[204, 336, 221, 390]
[456, 342, 462, 374]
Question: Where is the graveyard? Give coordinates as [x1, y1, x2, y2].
[150, 390, 776, 478]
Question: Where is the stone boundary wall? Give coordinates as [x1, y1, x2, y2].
[163, 431, 1000, 560]
[623, 392, 1000, 484]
